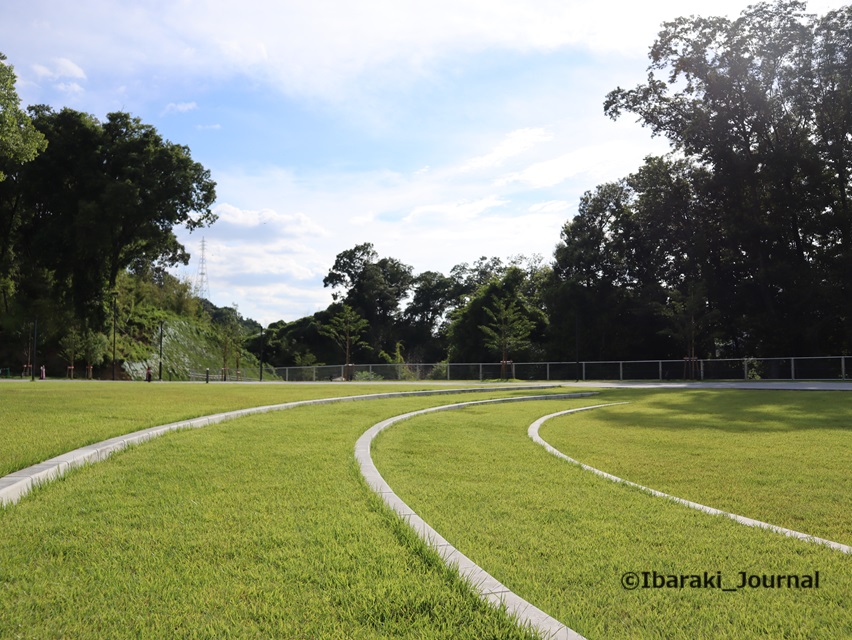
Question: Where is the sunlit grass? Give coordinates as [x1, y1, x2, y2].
[0, 392, 567, 639]
[373, 394, 852, 639]
[0, 380, 498, 476]
[539, 389, 852, 545]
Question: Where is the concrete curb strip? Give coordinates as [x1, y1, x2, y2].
[356, 393, 598, 640]
[0, 385, 562, 508]
[529, 405, 852, 555]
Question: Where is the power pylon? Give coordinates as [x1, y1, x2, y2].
[195, 237, 210, 301]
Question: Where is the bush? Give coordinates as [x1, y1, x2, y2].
[353, 370, 384, 381]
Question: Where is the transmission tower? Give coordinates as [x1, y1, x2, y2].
[195, 237, 210, 301]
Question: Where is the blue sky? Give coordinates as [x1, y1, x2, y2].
[3, 0, 844, 324]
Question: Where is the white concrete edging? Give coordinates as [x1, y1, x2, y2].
[0, 385, 561, 508]
[529, 404, 852, 555]
[356, 393, 598, 640]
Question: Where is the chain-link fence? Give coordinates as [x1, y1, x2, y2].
[190, 356, 850, 382]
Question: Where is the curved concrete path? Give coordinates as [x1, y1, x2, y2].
[0, 385, 561, 507]
[356, 393, 597, 640]
[529, 405, 852, 555]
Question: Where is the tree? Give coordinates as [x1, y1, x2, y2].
[318, 304, 369, 380]
[323, 243, 413, 353]
[603, 1, 852, 354]
[2, 107, 216, 329]
[0, 53, 47, 315]
[447, 266, 547, 363]
[323, 243, 379, 299]
[213, 305, 243, 380]
[58, 329, 81, 378]
[479, 296, 535, 380]
[81, 330, 109, 378]
[0, 53, 46, 181]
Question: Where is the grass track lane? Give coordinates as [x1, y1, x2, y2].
[373, 394, 852, 640]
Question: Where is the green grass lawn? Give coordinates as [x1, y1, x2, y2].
[0, 386, 567, 639]
[0, 380, 501, 477]
[538, 389, 851, 546]
[373, 392, 852, 640]
[3, 384, 849, 638]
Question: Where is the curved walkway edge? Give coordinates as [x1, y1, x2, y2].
[529, 405, 852, 555]
[356, 393, 598, 640]
[0, 384, 561, 508]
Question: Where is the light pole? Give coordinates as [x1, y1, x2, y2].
[112, 292, 117, 381]
[259, 325, 264, 382]
[31, 318, 38, 382]
[158, 320, 164, 381]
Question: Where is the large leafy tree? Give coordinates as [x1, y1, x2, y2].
[323, 243, 413, 353]
[548, 155, 723, 360]
[602, 1, 852, 355]
[4, 107, 216, 329]
[0, 53, 46, 181]
[0, 53, 46, 316]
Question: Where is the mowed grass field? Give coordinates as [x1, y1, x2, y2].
[373, 389, 851, 639]
[0, 382, 563, 639]
[538, 389, 852, 546]
[0, 380, 482, 477]
[1, 383, 849, 638]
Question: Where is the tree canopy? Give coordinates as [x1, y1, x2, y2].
[0, 100, 216, 367]
[0, 53, 46, 182]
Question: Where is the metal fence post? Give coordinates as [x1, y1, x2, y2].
[619, 362, 623, 381]
[582, 361, 586, 381]
[791, 358, 796, 381]
[547, 362, 550, 381]
[479, 363, 482, 381]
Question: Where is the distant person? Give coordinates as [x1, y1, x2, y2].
[145, 366, 152, 382]
[40, 365, 46, 380]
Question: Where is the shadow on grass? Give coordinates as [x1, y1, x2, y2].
[594, 389, 852, 433]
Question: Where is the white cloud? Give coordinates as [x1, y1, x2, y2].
[529, 200, 572, 214]
[33, 57, 86, 80]
[14, 0, 838, 104]
[461, 127, 553, 171]
[351, 211, 378, 225]
[214, 203, 327, 236]
[497, 138, 666, 189]
[55, 82, 85, 96]
[404, 195, 508, 223]
[163, 101, 198, 114]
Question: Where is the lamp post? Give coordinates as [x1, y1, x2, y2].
[158, 320, 164, 381]
[259, 325, 264, 382]
[112, 292, 117, 381]
[31, 318, 38, 382]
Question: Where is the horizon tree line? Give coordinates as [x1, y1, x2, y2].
[2, 1, 850, 372]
